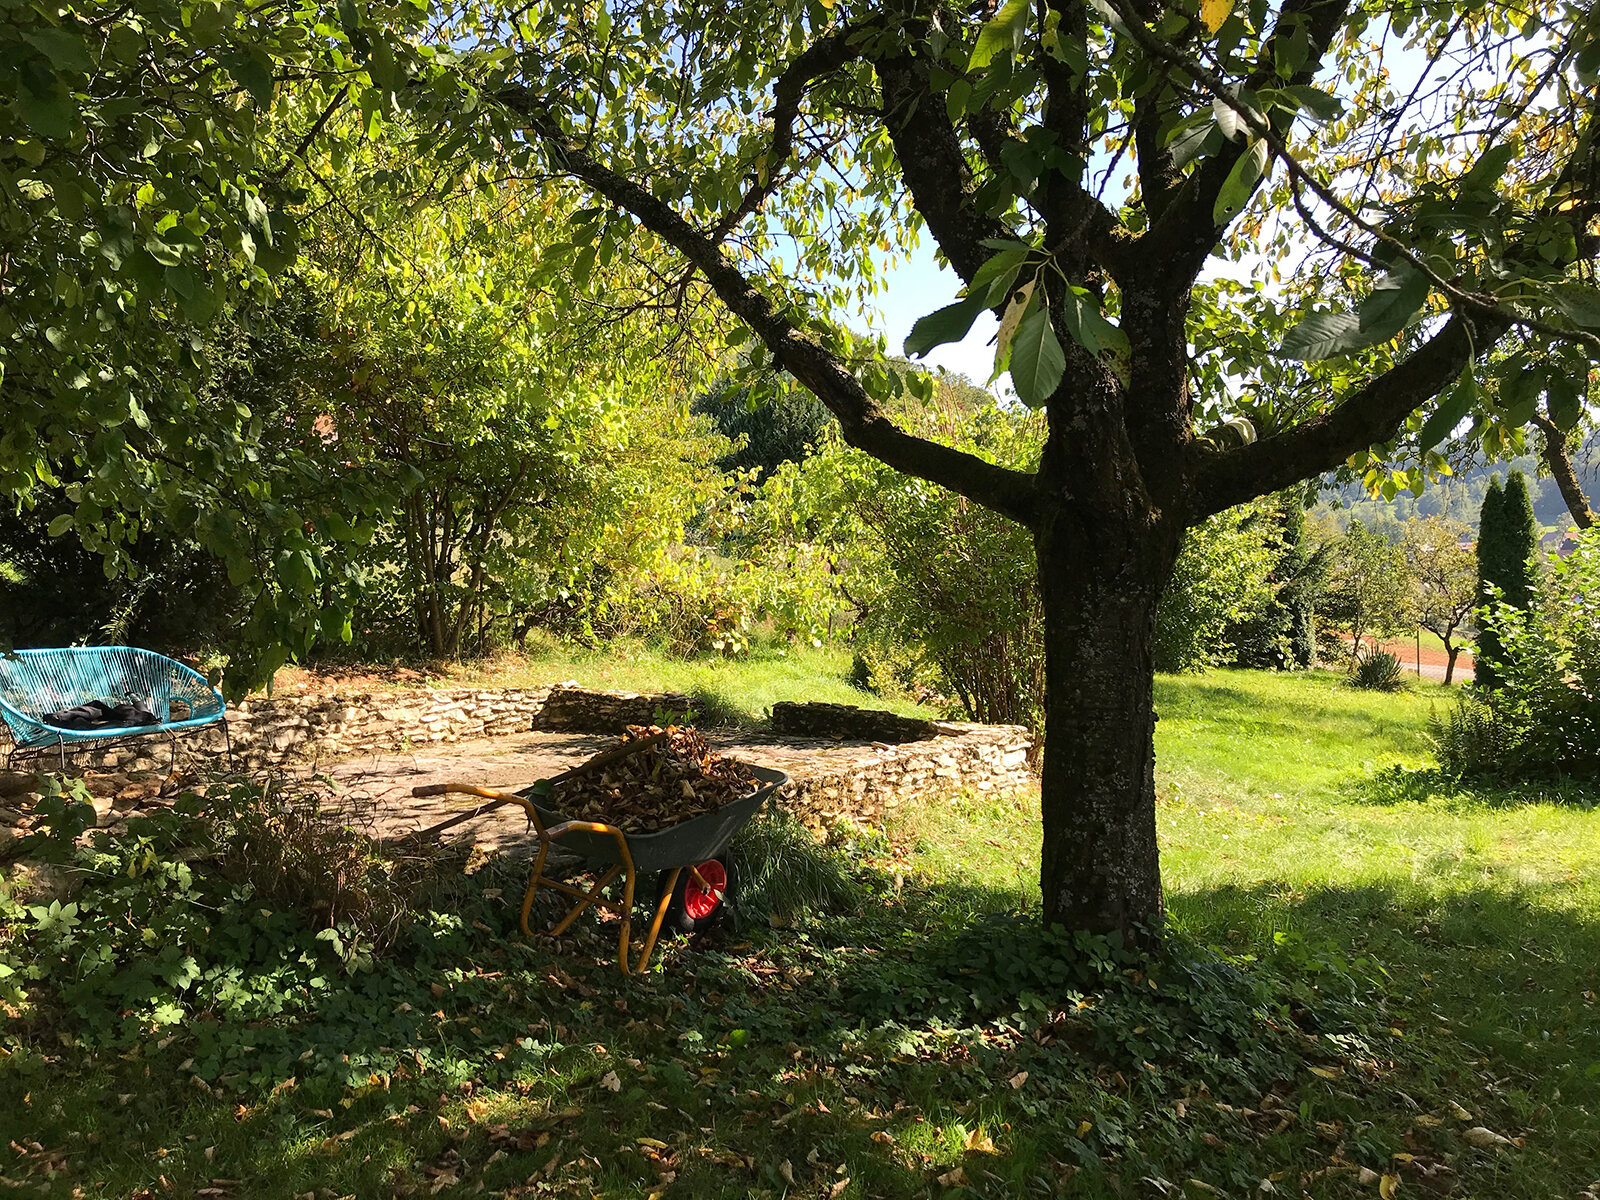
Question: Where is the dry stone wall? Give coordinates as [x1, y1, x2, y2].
[769, 700, 942, 743]
[764, 723, 1035, 832]
[71, 682, 691, 772]
[534, 685, 691, 734]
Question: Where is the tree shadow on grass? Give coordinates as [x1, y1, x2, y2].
[7, 869, 1600, 1199]
[1169, 877, 1600, 1186]
[1335, 762, 1600, 809]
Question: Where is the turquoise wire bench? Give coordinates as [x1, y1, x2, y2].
[0, 647, 228, 770]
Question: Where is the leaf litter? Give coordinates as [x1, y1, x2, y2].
[542, 726, 757, 832]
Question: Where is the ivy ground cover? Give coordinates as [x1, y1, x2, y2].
[3, 669, 1598, 1198]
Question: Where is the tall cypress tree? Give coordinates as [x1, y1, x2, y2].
[1475, 471, 1540, 688]
[1500, 471, 1540, 608]
[1475, 477, 1507, 687]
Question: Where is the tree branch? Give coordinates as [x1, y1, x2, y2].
[1038, 0, 1110, 260]
[275, 83, 350, 178]
[711, 21, 873, 242]
[1132, 75, 1182, 223]
[874, 49, 1015, 284]
[503, 91, 1040, 525]
[1117, 0, 1353, 284]
[966, 105, 1018, 180]
[1191, 314, 1501, 515]
[1533, 412, 1595, 530]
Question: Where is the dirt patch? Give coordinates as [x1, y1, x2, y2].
[268, 652, 550, 697]
[269, 663, 444, 695]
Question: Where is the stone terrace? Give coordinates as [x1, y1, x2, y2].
[1, 685, 1035, 858]
[295, 722, 1034, 854]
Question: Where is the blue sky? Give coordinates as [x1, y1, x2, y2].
[872, 241, 1000, 387]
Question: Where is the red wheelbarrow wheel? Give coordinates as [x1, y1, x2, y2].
[658, 859, 736, 936]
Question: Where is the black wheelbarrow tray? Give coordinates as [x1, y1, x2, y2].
[411, 753, 786, 975]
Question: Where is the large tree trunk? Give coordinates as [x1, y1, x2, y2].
[1035, 512, 1180, 941]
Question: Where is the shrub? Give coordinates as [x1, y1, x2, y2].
[1155, 500, 1283, 673]
[1474, 470, 1539, 688]
[0, 781, 443, 1036]
[793, 404, 1047, 732]
[1351, 648, 1408, 691]
[600, 548, 840, 659]
[1428, 694, 1531, 778]
[1226, 496, 1324, 671]
[1433, 528, 1600, 780]
[199, 784, 433, 943]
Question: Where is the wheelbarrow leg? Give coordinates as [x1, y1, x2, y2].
[616, 862, 636, 974]
[632, 867, 683, 975]
[520, 861, 637, 972]
[545, 865, 625, 936]
[519, 838, 557, 937]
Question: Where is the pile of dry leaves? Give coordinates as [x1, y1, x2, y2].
[543, 725, 757, 832]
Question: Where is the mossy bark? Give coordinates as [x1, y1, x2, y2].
[1034, 502, 1181, 942]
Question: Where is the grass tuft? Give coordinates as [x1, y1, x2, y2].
[726, 809, 863, 926]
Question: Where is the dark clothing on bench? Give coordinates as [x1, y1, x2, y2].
[41, 699, 161, 730]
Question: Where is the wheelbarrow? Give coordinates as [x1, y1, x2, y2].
[410, 740, 786, 974]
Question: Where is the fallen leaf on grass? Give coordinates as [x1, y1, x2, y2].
[1380, 1174, 1400, 1198]
[938, 1166, 968, 1187]
[1461, 1127, 1512, 1148]
[1008, 1071, 1028, 1089]
[829, 1180, 850, 1198]
[1414, 1115, 1442, 1128]
[599, 1071, 621, 1092]
[1447, 1101, 1473, 1121]
[964, 1128, 997, 1154]
[779, 1160, 796, 1185]
[1309, 1066, 1344, 1081]
[871, 1130, 895, 1144]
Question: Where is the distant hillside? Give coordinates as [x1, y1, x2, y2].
[1315, 431, 1598, 538]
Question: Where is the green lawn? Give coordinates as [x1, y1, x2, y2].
[287, 641, 938, 726]
[4, 668, 1598, 1199]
